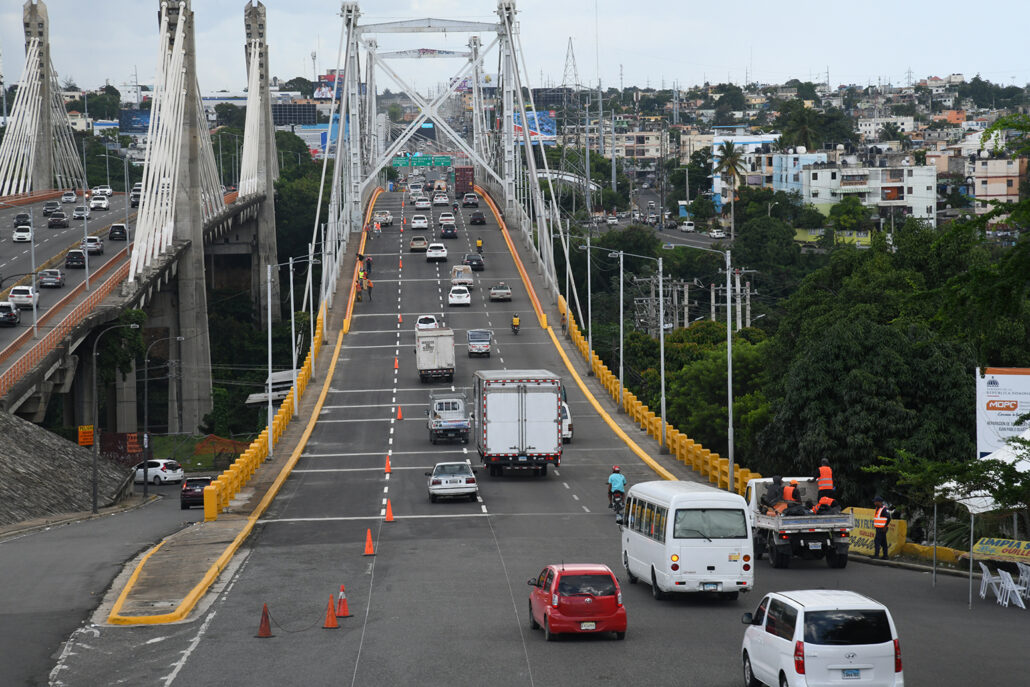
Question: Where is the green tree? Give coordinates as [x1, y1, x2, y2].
[214, 103, 247, 128]
[713, 141, 746, 240]
[827, 195, 874, 245]
[282, 76, 314, 98]
[387, 103, 403, 122]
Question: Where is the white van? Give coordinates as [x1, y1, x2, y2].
[741, 590, 903, 687]
[560, 401, 573, 443]
[622, 480, 754, 600]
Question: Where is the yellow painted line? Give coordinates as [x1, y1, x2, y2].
[344, 188, 382, 333]
[477, 187, 676, 483]
[107, 192, 381, 625]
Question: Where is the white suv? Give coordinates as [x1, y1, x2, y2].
[741, 590, 903, 687]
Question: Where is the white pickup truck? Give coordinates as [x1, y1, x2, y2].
[372, 209, 393, 226]
[450, 265, 474, 290]
[744, 477, 853, 569]
[426, 391, 472, 444]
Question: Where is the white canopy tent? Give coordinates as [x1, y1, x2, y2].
[934, 429, 1030, 608]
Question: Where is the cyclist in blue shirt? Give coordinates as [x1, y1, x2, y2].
[608, 465, 627, 508]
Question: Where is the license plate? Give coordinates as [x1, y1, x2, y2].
[702, 583, 719, 591]
[579, 621, 596, 630]
[842, 669, 860, 679]
[518, 456, 527, 462]
[808, 541, 822, 550]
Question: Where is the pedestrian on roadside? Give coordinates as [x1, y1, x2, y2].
[872, 495, 891, 560]
[365, 256, 373, 276]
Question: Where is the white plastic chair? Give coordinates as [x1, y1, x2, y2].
[997, 570, 1027, 609]
[1016, 561, 1030, 598]
[978, 562, 1002, 601]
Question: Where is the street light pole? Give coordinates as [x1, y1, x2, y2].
[289, 257, 298, 418]
[725, 249, 735, 491]
[267, 264, 274, 461]
[28, 208, 38, 338]
[92, 323, 139, 513]
[143, 335, 183, 497]
[586, 225, 593, 374]
[618, 250, 624, 409]
[658, 256, 667, 452]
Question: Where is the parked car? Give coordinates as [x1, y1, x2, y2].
[48, 211, 69, 228]
[42, 200, 60, 216]
[448, 285, 471, 307]
[72, 206, 90, 220]
[61, 190, 77, 203]
[606, 215, 618, 225]
[13, 226, 32, 243]
[709, 229, 727, 240]
[462, 253, 484, 271]
[180, 476, 213, 509]
[741, 590, 903, 687]
[461, 193, 479, 207]
[489, 282, 512, 301]
[108, 224, 128, 241]
[410, 214, 429, 230]
[82, 236, 104, 255]
[8, 286, 39, 310]
[133, 459, 185, 485]
[426, 461, 478, 502]
[89, 195, 110, 211]
[527, 564, 627, 641]
[415, 314, 439, 330]
[0, 302, 21, 326]
[469, 210, 486, 225]
[37, 269, 65, 288]
[426, 242, 448, 262]
[13, 212, 30, 227]
[409, 236, 429, 252]
[65, 249, 86, 269]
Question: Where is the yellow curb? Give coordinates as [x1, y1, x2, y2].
[478, 187, 676, 483]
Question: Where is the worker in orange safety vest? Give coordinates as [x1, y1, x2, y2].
[811, 495, 839, 514]
[816, 458, 835, 499]
[872, 495, 891, 560]
[782, 480, 800, 503]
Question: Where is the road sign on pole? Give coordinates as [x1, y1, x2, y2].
[78, 425, 94, 446]
[432, 156, 452, 167]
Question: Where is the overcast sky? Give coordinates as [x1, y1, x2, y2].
[2, 0, 1028, 97]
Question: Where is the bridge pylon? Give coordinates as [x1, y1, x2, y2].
[0, 0, 84, 195]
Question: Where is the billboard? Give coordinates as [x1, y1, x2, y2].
[512, 110, 556, 146]
[448, 73, 495, 93]
[976, 367, 1030, 457]
[118, 109, 151, 134]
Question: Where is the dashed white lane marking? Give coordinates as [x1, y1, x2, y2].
[572, 494, 580, 501]
[481, 504, 488, 513]
[582, 506, 590, 513]
[381, 498, 388, 506]
[383, 486, 389, 493]
[384, 473, 391, 481]
[562, 482, 570, 489]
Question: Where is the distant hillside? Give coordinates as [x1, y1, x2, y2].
[0, 411, 128, 526]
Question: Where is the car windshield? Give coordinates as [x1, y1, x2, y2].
[673, 508, 748, 539]
[434, 464, 470, 476]
[803, 610, 892, 645]
[557, 574, 616, 596]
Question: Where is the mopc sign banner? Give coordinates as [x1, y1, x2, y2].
[976, 367, 1030, 458]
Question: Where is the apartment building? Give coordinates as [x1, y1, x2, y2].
[771, 152, 830, 195]
[711, 133, 781, 210]
[801, 160, 938, 222]
[857, 116, 916, 140]
[970, 157, 1028, 215]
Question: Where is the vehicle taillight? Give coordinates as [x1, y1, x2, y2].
[431, 479, 441, 485]
[616, 591, 622, 606]
[551, 593, 559, 607]
[670, 563, 679, 571]
[894, 639, 902, 673]
[743, 554, 751, 562]
[161, 465, 167, 472]
[779, 530, 789, 541]
[794, 641, 805, 674]
[742, 563, 750, 571]
[466, 477, 476, 484]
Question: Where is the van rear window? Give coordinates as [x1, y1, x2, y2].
[673, 508, 748, 539]
[804, 610, 892, 645]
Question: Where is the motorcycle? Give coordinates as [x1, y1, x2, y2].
[476, 242, 483, 254]
[452, 203, 459, 214]
[612, 490, 625, 524]
[511, 322, 520, 336]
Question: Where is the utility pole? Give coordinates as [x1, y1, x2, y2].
[584, 97, 592, 220]
[745, 281, 751, 327]
[710, 283, 716, 321]
[598, 81, 604, 157]
[735, 269, 743, 332]
[611, 106, 616, 192]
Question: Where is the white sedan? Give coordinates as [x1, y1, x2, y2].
[13, 226, 32, 242]
[416, 314, 439, 330]
[414, 196, 432, 210]
[448, 285, 471, 307]
[426, 242, 448, 262]
[411, 214, 429, 230]
[433, 193, 450, 206]
[437, 212, 455, 225]
[426, 461, 478, 502]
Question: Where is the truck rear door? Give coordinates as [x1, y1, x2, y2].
[484, 386, 521, 453]
[524, 386, 560, 455]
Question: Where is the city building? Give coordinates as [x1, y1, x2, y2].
[771, 151, 830, 195]
[800, 159, 937, 224]
[711, 132, 780, 211]
[969, 156, 1028, 216]
[857, 116, 916, 140]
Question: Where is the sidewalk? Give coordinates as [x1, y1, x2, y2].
[103, 237, 361, 623]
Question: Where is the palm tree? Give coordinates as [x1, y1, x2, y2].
[783, 106, 820, 151]
[713, 141, 747, 240]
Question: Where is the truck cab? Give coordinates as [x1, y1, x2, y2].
[427, 392, 472, 444]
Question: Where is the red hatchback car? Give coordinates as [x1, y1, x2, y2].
[527, 564, 627, 641]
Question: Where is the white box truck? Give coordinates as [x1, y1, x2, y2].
[415, 328, 455, 383]
[473, 370, 563, 477]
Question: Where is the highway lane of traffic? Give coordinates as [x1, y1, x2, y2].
[46, 189, 1030, 686]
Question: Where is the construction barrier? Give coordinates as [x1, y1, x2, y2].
[556, 294, 761, 495]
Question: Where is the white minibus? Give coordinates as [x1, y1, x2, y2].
[621, 480, 754, 600]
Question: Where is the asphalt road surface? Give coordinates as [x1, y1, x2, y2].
[47, 190, 1028, 686]
[0, 482, 202, 687]
[0, 192, 134, 350]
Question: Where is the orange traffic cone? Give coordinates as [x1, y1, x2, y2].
[399, 258, 403, 268]
[398, 313, 403, 323]
[385, 499, 394, 522]
[397, 406, 403, 420]
[394, 357, 399, 370]
[256, 603, 274, 638]
[385, 455, 392, 473]
[323, 596, 339, 629]
[336, 585, 352, 617]
[363, 528, 375, 556]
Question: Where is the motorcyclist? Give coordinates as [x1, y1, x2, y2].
[475, 236, 483, 252]
[511, 313, 520, 333]
[608, 465, 627, 508]
[452, 202, 459, 213]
